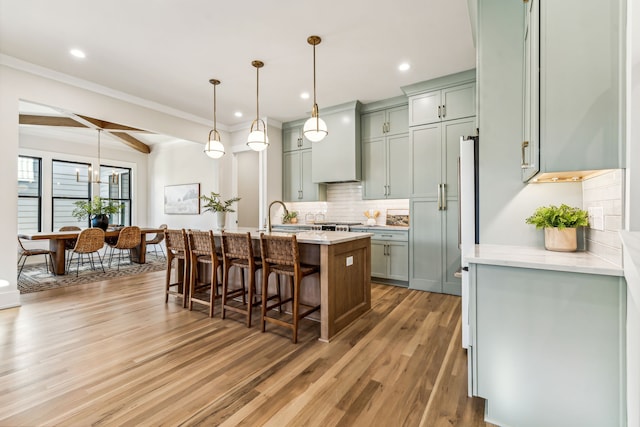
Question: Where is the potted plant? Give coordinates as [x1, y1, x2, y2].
[200, 192, 241, 229]
[525, 204, 589, 252]
[282, 211, 298, 224]
[72, 196, 124, 230]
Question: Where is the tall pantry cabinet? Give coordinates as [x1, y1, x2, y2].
[402, 70, 476, 295]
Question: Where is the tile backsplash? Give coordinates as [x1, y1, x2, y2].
[583, 169, 624, 265]
[286, 182, 409, 226]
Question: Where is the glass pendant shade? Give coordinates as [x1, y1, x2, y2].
[247, 118, 269, 151]
[303, 107, 328, 142]
[204, 129, 225, 159]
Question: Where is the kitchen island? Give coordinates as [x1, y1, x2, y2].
[214, 228, 372, 342]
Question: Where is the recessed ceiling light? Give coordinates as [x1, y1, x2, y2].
[70, 48, 86, 59]
[234, 111, 243, 118]
[398, 62, 410, 71]
[300, 92, 310, 100]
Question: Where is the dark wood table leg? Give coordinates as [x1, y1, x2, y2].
[130, 234, 148, 264]
[49, 239, 67, 275]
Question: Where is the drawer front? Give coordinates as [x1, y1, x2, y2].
[355, 229, 408, 242]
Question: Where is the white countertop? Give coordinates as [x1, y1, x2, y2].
[213, 227, 373, 245]
[466, 244, 624, 276]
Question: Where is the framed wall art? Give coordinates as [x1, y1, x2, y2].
[164, 183, 200, 215]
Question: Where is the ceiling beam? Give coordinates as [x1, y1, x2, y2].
[109, 132, 151, 154]
[19, 115, 87, 128]
[77, 115, 149, 133]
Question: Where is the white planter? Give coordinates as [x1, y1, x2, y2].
[215, 211, 226, 229]
[544, 227, 577, 252]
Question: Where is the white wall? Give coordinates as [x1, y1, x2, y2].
[477, 0, 582, 247]
[0, 64, 211, 309]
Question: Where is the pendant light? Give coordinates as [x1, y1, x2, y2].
[76, 129, 118, 184]
[303, 35, 328, 142]
[247, 60, 269, 151]
[204, 78, 225, 159]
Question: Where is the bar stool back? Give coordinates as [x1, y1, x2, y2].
[187, 230, 222, 317]
[164, 228, 189, 307]
[259, 233, 320, 343]
[220, 231, 262, 327]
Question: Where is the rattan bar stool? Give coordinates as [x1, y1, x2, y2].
[107, 226, 141, 270]
[164, 228, 189, 307]
[259, 233, 320, 343]
[220, 231, 262, 327]
[187, 230, 222, 317]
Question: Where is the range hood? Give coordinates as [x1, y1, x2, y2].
[312, 101, 362, 183]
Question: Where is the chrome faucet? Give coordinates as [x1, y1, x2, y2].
[267, 200, 289, 233]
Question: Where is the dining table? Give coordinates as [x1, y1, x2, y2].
[18, 227, 165, 275]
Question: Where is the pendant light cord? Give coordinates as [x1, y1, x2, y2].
[255, 65, 260, 121]
[313, 42, 317, 108]
[213, 83, 217, 132]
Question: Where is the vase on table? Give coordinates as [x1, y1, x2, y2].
[215, 211, 226, 230]
[91, 214, 109, 231]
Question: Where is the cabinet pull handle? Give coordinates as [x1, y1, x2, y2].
[298, 190, 302, 199]
[438, 105, 441, 118]
[437, 184, 442, 210]
[521, 141, 529, 168]
[442, 104, 446, 118]
[441, 183, 447, 210]
[298, 137, 302, 147]
[386, 185, 390, 196]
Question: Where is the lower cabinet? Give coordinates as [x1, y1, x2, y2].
[353, 228, 408, 283]
[469, 263, 626, 427]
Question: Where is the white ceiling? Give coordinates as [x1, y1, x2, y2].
[0, 0, 476, 136]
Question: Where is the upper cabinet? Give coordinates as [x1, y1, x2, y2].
[311, 101, 362, 183]
[522, 0, 625, 182]
[407, 82, 475, 127]
[361, 99, 410, 199]
[282, 120, 326, 202]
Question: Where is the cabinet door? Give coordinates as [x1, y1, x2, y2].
[442, 200, 461, 295]
[370, 240, 388, 278]
[441, 83, 476, 121]
[283, 151, 301, 202]
[387, 134, 410, 199]
[386, 105, 409, 136]
[388, 241, 409, 281]
[410, 124, 441, 198]
[361, 110, 386, 140]
[299, 150, 317, 201]
[442, 118, 476, 198]
[283, 126, 307, 152]
[409, 199, 443, 292]
[521, 0, 540, 181]
[362, 137, 387, 199]
[409, 91, 441, 126]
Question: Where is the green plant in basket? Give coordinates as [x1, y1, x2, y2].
[200, 192, 241, 213]
[282, 211, 298, 224]
[525, 204, 589, 229]
[72, 196, 124, 220]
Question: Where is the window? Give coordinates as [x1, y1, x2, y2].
[17, 156, 42, 233]
[52, 160, 91, 230]
[99, 165, 131, 226]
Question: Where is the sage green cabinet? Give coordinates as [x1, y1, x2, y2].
[408, 83, 475, 127]
[469, 263, 626, 427]
[282, 122, 326, 202]
[355, 228, 408, 282]
[362, 105, 410, 199]
[521, 0, 624, 181]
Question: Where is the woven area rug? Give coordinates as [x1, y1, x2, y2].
[17, 255, 167, 294]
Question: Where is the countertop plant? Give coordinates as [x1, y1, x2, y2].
[525, 204, 589, 229]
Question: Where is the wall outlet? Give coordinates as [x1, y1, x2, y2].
[346, 256, 353, 266]
[588, 207, 604, 231]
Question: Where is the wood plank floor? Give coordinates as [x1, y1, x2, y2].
[0, 271, 493, 426]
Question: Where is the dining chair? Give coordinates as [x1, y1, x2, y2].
[259, 233, 320, 343]
[59, 226, 81, 257]
[164, 228, 189, 307]
[146, 224, 167, 260]
[220, 231, 262, 327]
[67, 228, 106, 276]
[17, 237, 55, 278]
[107, 226, 141, 270]
[187, 229, 222, 317]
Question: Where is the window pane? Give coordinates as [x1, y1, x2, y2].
[17, 157, 40, 196]
[17, 198, 40, 233]
[108, 201, 130, 226]
[52, 161, 90, 198]
[99, 165, 131, 226]
[53, 199, 88, 231]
